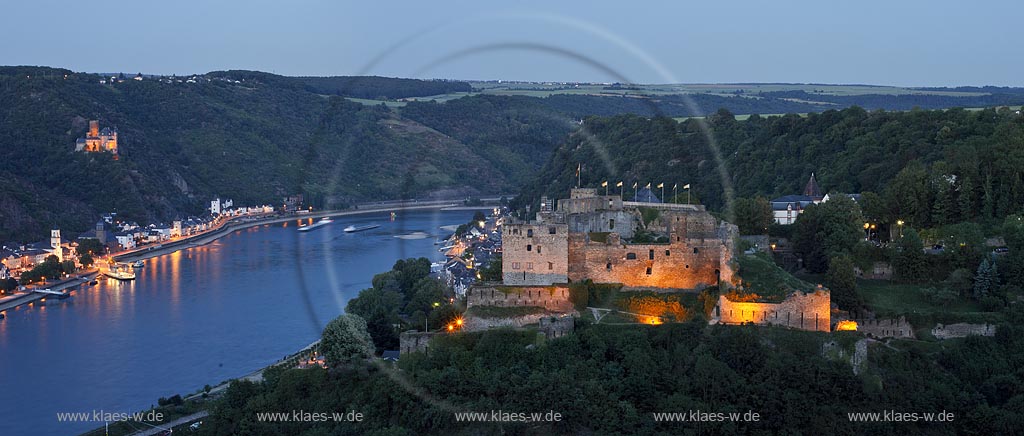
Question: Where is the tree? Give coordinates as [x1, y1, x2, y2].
[973, 258, 994, 299]
[792, 195, 862, 273]
[892, 228, 926, 282]
[79, 253, 94, 268]
[958, 176, 975, 221]
[826, 256, 861, 310]
[321, 314, 375, 366]
[77, 238, 105, 256]
[732, 197, 773, 235]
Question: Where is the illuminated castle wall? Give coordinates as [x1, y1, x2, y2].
[715, 290, 831, 332]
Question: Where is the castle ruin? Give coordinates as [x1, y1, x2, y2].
[501, 188, 737, 290]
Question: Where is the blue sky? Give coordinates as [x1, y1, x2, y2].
[2, 0, 1018, 86]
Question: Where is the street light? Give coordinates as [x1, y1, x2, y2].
[896, 219, 905, 238]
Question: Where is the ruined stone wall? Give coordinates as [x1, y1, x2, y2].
[539, 316, 575, 338]
[502, 222, 570, 285]
[931, 323, 996, 339]
[571, 238, 727, 289]
[566, 210, 637, 238]
[399, 331, 438, 355]
[467, 285, 573, 312]
[558, 195, 624, 214]
[565, 210, 734, 290]
[716, 290, 831, 332]
[853, 317, 915, 338]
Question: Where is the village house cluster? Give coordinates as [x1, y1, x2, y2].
[0, 198, 276, 283]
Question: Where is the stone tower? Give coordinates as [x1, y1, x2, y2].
[50, 228, 62, 262]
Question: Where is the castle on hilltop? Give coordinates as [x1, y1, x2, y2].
[501, 188, 737, 290]
[75, 120, 118, 157]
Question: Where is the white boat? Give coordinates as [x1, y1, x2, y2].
[298, 217, 333, 232]
[132, 260, 144, 268]
[343, 224, 380, 233]
[104, 264, 136, 281]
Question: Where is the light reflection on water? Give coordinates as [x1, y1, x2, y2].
[0, 209, 466, 435]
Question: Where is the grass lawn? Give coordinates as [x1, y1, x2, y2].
[736, 253, 816, 301]
[857, 279, 982, 315]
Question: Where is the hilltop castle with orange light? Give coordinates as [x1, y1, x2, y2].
[75, 120, 118, 157]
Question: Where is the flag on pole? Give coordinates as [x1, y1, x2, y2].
[683, 184, 690, 189]
[616, 181, 623, 187]
[673, 183, 678, 190]
[645, 182, 651, 189]
[632, 182, 638, 189]
[601, 181, 608, 187]
[575, 163, 581, 177]
[656, 183, 664, 189]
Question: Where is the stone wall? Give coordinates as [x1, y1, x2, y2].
[399, 331, 438, 355]
[931, 323, 996, 339]
[852, 317, 915, 338]
[570, 237, 727, 289]
[467, 285, 574, 312]
[539, 316, 574, 338]
[566, 210, 638, 238]
[854, 262, 893, 280]
[716, 290, 831, 332]
[501, 222, 570, 285]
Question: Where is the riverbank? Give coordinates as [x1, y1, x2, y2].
[0, 270, 99, 312]
[113, 202, 458, 264]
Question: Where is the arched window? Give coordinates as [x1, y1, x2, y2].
[527, 244, 532, 252]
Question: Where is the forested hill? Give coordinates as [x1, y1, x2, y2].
[0, 67, 568, 242]
[516, 107, 1024, 227]
[3, 66, 1023, 242]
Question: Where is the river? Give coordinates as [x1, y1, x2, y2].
[0, 209, 469, 435]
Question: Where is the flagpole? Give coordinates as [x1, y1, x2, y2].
[660, 184, 664, 203]
[673, 184, 678, 203]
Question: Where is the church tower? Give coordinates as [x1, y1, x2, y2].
[51, 228, 63, 262]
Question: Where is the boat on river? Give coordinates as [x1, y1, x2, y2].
[298, 217, 333, 232]
[343, 224, 380, 233]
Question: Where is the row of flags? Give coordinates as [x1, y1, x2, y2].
[576, 163, 691, 202]
[599, 181, 690, 190]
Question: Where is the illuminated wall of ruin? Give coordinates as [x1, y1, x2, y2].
[716, 290, 831, 332]
[467, 285, 573, 312]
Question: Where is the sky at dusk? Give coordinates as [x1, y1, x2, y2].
[2, 0, 1019, 86]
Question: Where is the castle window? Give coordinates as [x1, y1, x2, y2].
[677, 237, 680, 242]
[526, 262, 533, 270]
[646, 267, 652, 275]
[685, 264, 690, 269]
[548, 262, 554, 270]
[609, 219, 615, 230]
[537, 246, 542, 254]
[512, 262, 521, 270]
[665, 250, 670, 256]
[626, 252, 637, 260]
[693, 247, 699, 254]
[527, 229, 534, 237]
[549, 227, 557, 234]
[606, 262, 612, 270]
[527, 244, 532, 252]
[649, 249, 655, 260]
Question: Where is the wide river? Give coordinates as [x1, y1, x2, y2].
[0, 209, 469, 435]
